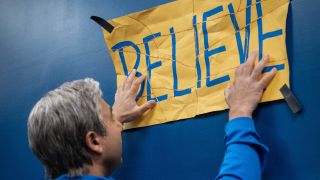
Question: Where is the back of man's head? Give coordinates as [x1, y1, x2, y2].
[27, 78, 106, 179]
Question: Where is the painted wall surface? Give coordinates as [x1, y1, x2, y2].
[0, 0, 319, 179]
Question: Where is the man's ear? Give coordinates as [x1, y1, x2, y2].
[85, 131, 104, 154]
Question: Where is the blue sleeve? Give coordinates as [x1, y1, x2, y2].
[215, 117, 269, 180]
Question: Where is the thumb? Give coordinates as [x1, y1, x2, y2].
[138, 100, 157, 115]
[224, 84, 232, 98]
[224, 84, 233, 106]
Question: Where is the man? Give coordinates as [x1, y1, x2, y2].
[27, 51, 277, 179]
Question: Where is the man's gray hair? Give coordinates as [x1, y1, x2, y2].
[27, 78, 107, 179]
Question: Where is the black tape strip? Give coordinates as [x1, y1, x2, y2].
[280, 84, 302, 113]
[90, 16, 114, 33]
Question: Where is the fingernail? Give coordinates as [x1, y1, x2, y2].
[150, 100, 157, 106]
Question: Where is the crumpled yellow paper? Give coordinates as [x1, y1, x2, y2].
[102, 0, 290, 129]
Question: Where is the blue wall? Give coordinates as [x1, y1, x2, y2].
[0, 0, 319, 179]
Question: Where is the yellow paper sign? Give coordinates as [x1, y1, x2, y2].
[102, 0, 290, 129]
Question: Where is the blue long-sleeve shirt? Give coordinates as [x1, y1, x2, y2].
[216, 117, 269, 180]
[57, 117, 268, 180]
[56, 175, 113, 180]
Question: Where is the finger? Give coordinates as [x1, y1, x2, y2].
[131, 75, 146, 95]
[252, 55, 270, 79]
[235, 66, 242, 77]
[119, 77, 126, 92]
[259, 68, 277, 88]
[138, 100, 157, 115]
[125, 69, 137, 89]
[243, 50, 258, 75]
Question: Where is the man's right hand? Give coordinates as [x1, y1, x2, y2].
[224, 51, 277, 120]
[112, 69, 156, 124]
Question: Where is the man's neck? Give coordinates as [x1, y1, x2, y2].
[84, 162, 112, 177]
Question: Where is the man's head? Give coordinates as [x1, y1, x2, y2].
[27, 78, 123, 178]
